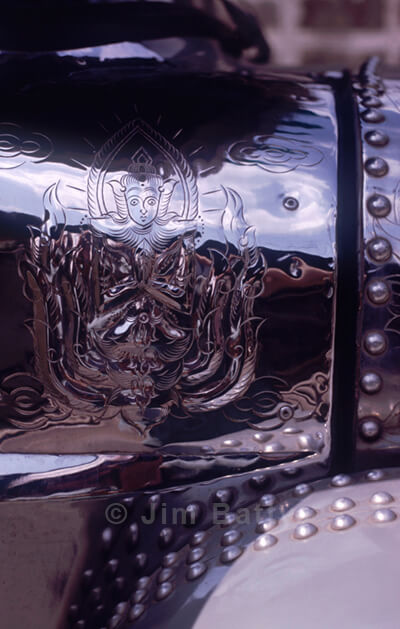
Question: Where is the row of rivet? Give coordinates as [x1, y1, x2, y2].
[253, 481, 398, 551]
[356, 67, 390, 442]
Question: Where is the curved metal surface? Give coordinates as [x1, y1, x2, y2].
[356, 63, 400, 464]
[0, 53, 337, 484]
[193, 468, 400, 629]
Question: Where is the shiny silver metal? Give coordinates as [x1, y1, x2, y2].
[1, 38, 400, 629]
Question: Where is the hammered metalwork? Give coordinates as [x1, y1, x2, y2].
[0, 53, 337, 479]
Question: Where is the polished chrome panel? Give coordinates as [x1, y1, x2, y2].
[0, 56, 337, 481]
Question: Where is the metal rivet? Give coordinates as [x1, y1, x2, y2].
[367, 278, 391, 304]
[184, 503, 202, 526]
[364, 157, 389, 177]
[361, 96, 383, 108]
[371, 491, 394, 505]
[361, 109, 385, 124]
[331, 474, 351, 487]
[364, 331, 387, 355]
[331, 514, 356, 531]
[365, 129, 389, 147]
[359, 416, 382, 441]
[134, 553, 147, 570]
[252, 432, 271, 443]
[331, 497, 355, 512]
[155, 582, 173, 601]
[256, 517, 278, 533]
[132, 589, 147, 604]
[220, 512, 237, 527]
[128, 523, 139, 548]
[293, 506, 317, 521]
[254, 533, 278, 550]
[187, 546, 206, 563]
[260, 494, 276, 508]
[367, 237, 392, 262]
[367, 469, 384, 481]
[293, 522, 318, 540]
[136, 577, 150, 590]
[297, 434, 318, 451]
[372, 508, 397, 523]
[249, 472, 269, 489]
[264, 441, 284, 452]
[283, 426, 302, 434]
[191, 531, 207, 546]
[294, 483, 312, 497]
[159, 527, 174, 548]
[283, 196, 299, 211]
[279, 405, 294, 420]
[213, 488, 233, 505]
[158, 568, 174, 584]
[361, 371, 382, 394]
[366, 193, 391, 217]
[221, 530, 241, 547]
[129, 604, 145, 622]
[163, 553, 179, 568]
[186, 562, 207, 581]
[220, 545, 243, 564]
[102, 528, 113, 551]
[222, 439, 241, 448]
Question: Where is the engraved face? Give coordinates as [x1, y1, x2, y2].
[125, 183, 160, 227]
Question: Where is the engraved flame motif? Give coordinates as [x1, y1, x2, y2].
[6, 120, 265, 435]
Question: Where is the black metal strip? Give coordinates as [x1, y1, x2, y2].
[330, 70, 362, 473]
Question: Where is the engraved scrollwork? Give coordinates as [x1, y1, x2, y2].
[227, 135, 323, 173]
[0, 123, 53, 169]
[1, 119, 267, 436]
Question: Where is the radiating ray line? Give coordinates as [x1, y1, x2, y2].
[157, 114, 162, 126]
[83, 137, 96, 150]
[70, 158, 88, 170]
[98, 122, 109, 133]
[189, 145, 204, 157]
[173, 128, 183, 139]
[203, 189, 220, 195]
[67, 184, 86, 193]
[114, 112, 122, 123]
[199, 166, 217, 176]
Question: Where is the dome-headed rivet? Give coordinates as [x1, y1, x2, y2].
[367, 237, 392, 262]
[372, 508, 397, 523]
[293, 506, 317, 521]
[293, 522, 318, 540]
[186, 562, 207, 581]
[331, 497, 356, 512]
[220, 545, 243, 564]
[367, 469, 384, 481]
[331, 514, 356, 531]
[259, 493, 276, 508]
[361, 371, 383, 394]
[331, 474, 351, 487]
[364, 157, 389, 177]
[293, 483, 312, 497]
[364, 331, 387, 355]
[370, 491, 394, 505]
[361, 109, 385, 124]
[361, 96, 383, 108]
[254, 533, 278, 550]
[256, 517, 278, 534]
[367, 278, 391, 304]
[359, 416, 382, 441]
[365, 130, 389, 147]
[366, 193, 391, 217]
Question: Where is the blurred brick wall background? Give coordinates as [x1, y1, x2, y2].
[247, 0, 400, 68]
